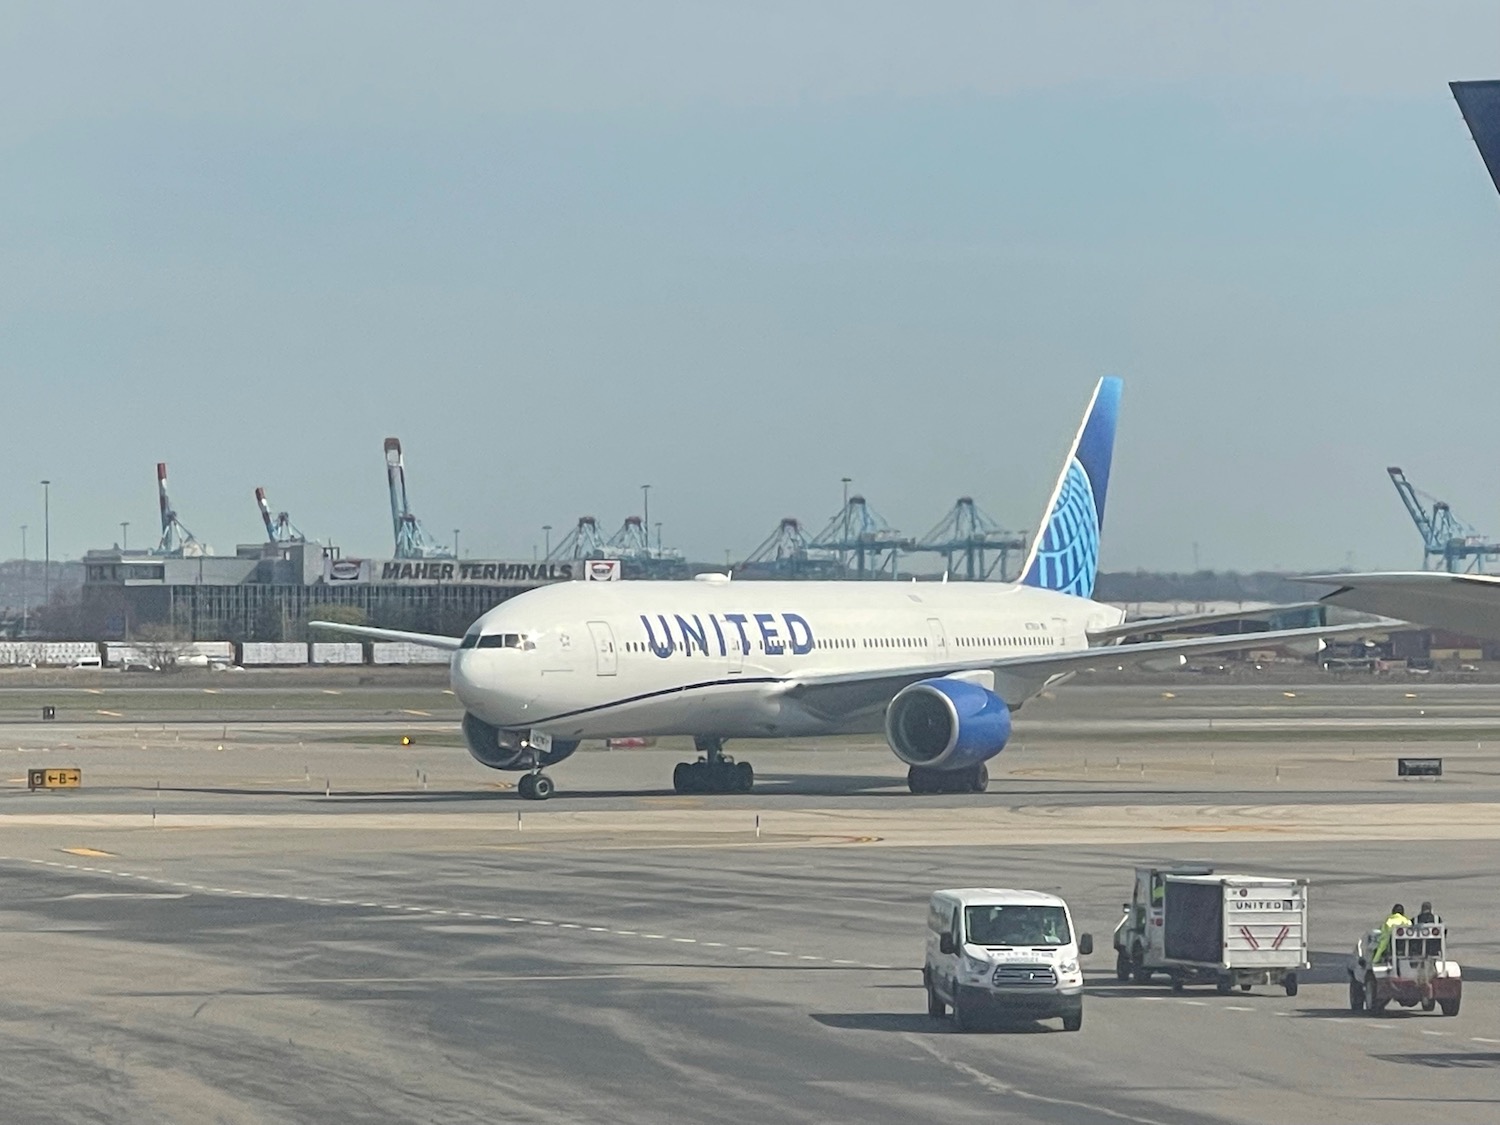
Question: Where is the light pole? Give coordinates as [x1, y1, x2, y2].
[19, 526, 27, 633]
[40, 480, 50, 609]
[453, 529, 460, 558]
[840, 476, 852, 574]
[543, 524, 552, 558]
[655, 522, 662, 554]
[121, 521, 129, 551]
[641, 484, 651, 552]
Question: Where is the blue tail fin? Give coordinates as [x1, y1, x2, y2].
[1020, 376, 1122, 599]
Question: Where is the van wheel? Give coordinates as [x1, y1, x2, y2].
[925, 974, 946, 1018]
[952, 993, 975, 1033]
[1170, 974, 1185, 993]
[1062, 1008, 1083, 1032]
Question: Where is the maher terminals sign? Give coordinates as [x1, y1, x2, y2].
[324, 557, 579, 585]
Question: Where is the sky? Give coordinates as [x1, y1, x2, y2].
[4, 1, 1500, 572]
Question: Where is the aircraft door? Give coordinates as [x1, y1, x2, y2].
[927, 617, 948, 660]
[728, 620, 744, 674]
[586, 621, 618, 676]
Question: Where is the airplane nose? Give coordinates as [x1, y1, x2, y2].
[450, 650, 532, 725]
[450, 650, 484, 709]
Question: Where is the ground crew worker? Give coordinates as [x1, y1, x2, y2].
[1416, 902, 1440, 924]
[1372, 903, 1411, 964]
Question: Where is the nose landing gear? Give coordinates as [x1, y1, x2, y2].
[517, 772, 555, 800]
[673, 737, 754, 794]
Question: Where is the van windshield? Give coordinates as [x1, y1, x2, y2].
[965, 905, 1071, 947]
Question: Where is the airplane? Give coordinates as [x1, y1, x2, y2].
[1301, 572, 1500, 643]
[315, 377, 1386, 800]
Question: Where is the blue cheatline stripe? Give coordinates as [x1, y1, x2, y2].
[526, 676, 786, 726]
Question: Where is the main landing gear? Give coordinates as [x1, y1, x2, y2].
[517, 771, 555, 801]
[907, 763, 989, 795]
[673, 736, 754, 794]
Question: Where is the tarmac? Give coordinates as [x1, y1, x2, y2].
[1, 676, 1499, 1123]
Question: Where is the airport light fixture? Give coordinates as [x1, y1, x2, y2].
[543, 524, 552, 558]
[40, 480, 50, 609]
[121, 521, 129, 551]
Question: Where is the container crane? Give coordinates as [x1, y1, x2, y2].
[255, 487, 305, 544]
[154, 462, 208, 556]
[384, 438, 452, 559]
[1386, 466, 1500, 573]
[546, 516, 607, 560]
[739, 518, 842, 578]
[910, 497, 1027, 581]
[809, 495, 913, 578]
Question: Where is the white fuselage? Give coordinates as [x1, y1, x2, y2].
[449, 578, 1125, 742]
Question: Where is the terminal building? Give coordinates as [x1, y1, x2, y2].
[80, 543, 580, 640]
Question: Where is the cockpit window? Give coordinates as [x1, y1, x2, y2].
[459, 633, 481, 649]
[476, 632, 535, 650]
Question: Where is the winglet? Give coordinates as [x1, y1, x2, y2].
[1020, 376, 1121, 599]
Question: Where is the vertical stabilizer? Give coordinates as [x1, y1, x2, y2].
[1451, 81, 1500, 199]
[1020, 376, 1122, 599]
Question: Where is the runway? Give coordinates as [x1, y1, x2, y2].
[1, 679, 1498, 1123]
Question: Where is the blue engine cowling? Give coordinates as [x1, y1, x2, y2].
[462, 712, 579, 771]
[884, 678, 1012, 770]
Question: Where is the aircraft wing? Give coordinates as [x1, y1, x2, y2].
[1087, 601, 1323, 642]
[1301, 571, 1500, 643]
[782, 621, 1392, 721]
[307, 621, 463, 651]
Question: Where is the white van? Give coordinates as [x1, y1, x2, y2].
[923, 888, 1091, 1032]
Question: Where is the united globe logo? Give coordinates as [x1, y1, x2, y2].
[1032, 459, 1100, 598]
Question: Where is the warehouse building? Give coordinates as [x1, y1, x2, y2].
[80, 542, 579, 640]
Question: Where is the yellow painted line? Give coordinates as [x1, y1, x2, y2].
[322, 690, 342, 695]
[401, 709, 431, 717]
[96, 709, 123, 717]
[62, 847, 114, 857]
[86, 689, 104, 695]
[203, 689, 219, 695]
[1282, 692, 1297, 698]
[1160, 692, 1176, 699]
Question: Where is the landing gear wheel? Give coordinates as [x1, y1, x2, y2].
[1115, 950, 1131, 983]
[1440, 997, 1460, 1017]
[530, 774, 554, 800]
[907, 767, 936, 795]
[1170, 974, 1185, 994]
[1215, 975, 1234, 996]
[1348, 978, 1364, 1011]
[968, 763, 989, 793]
[1062, 1008, 1083, 1032]
[734, 761, 754, 793]
[672, 763, 692, 794]
[1283, 974, 1298, 998]
[518, 774, 535, 800]
[1240, 983, 1253, 993]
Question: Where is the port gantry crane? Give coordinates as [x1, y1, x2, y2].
[1387, 466, 1500, 573]
[384, 438, 453, 560]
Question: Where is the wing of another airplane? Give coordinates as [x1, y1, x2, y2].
[1301, 571, 1500, 643]
[782, 620, 1393, 721]
[1087, 601, 1323, 642]
[308, 621, 463, 650]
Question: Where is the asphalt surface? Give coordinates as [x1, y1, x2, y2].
[1, 679, 1498, 1123]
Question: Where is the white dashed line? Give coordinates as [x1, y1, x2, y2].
[1223, 1005, 1254, 1012]
[671, 937, 696, 944]
[1421, 1030, 1446, 1037]
[1177, 1000, 1208, 1006]
[1471, 1037, 1500, 1044]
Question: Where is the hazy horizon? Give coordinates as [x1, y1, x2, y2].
[5, 2, 1500, 572]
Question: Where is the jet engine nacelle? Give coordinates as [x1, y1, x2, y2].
[462, 713, 579, 771]
[884, 678, 1012, 771]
